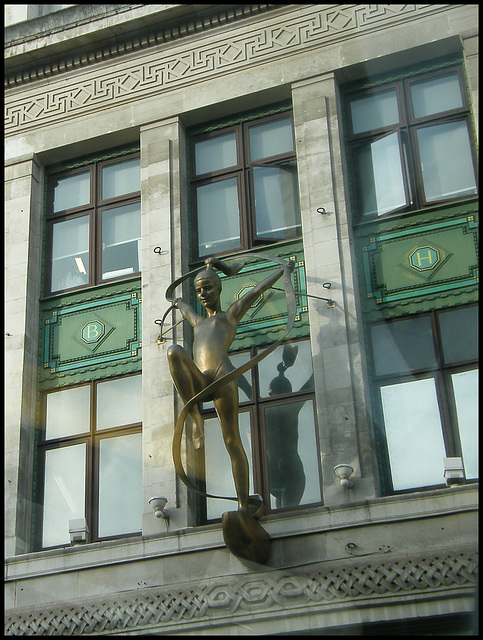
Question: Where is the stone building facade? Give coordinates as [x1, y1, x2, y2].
[5, 4, 478, 635]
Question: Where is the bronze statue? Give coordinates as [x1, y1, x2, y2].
[162, 253, 296, 563]
[167, 257, 294, 513]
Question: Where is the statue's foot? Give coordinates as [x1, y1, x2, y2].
[247, 494, 265, 520]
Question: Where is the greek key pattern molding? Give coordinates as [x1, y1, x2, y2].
[5, 551, 478, 635]
[5, 4, 451, 135]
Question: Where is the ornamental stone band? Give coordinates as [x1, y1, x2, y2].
[5, 5, 452, 134]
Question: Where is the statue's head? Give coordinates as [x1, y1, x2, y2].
[194, 264, 222, 291]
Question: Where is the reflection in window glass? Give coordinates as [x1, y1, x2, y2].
[438, 306, 478, 364]
[52, 171, 90, 213]
[452, 369, 478, 479]
[102, 158, 140, 200]
[355, 132, 407, 216]
[101, 203, 141, 279]
[417, 121, 477, 202]
[45, 386, 90, 440]
[50, 215, 90, 292]
[97, 376, 142, 430]
[380, 378, 446, 490]
[98, 433, 142, 537]
[258, 341, 314, 398]
[253, 166, 301, 240]
[205, 413, 253, 520]
[265, 400, 320, 509]
[350, 89, 399, 135]
[410, 73, 463, 118]
[371, 317, 436, 377]
[195, 132, 237, 174]
[249, 117, 294, 160]
[196, 178, 240, 256]
[42, 444, 86, 547]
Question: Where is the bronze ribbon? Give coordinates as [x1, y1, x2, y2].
[166, 253, 297, 506]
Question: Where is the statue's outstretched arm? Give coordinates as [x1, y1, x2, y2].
[229, 261, 294, 323]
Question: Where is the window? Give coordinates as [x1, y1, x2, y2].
[345, 65, 477, 221]
[45, 153, 141, 295]
[371, 306, 478, 492]
[190, 110, 301, 260]
[198, 339, 321, 521]
[37, 374, 142, 548]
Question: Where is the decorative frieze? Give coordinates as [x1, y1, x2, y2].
[5, 5, 452, 135]
[5, 550, 478, 635]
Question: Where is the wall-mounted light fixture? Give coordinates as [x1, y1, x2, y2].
[443, 457, 465, 487]
[69, 518, 89, 544]
[334, 464, 354, 488]
[149, 496, 169, 519]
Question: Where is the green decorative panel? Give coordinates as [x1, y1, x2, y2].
[39, 279, 141, 389]
[194, 241, 309, 351]
[357, 203, 478, 320]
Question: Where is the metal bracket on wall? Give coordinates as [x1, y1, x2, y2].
[272, 282, 335, 308]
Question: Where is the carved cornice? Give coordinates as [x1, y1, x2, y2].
[5, 550, 478, 635]
[5, 4, 454, 136]
[4, 5, 280, 88]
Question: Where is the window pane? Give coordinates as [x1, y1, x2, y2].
[258, 341, 314, 398]
[50, 215, 89, 292]
[205, 412, 253, 520]
[101, 203, 141, 279]
[196, 178, 240, 257]
[98, 433, 142, 537]
[380, 378, 446, 490]
[265, 399, 320, 508]
[371, 317, 436, 376]
[253, 166, 301, 240]
[416, 121, 477, 202]
[350, 88, 399, 135]
[438, 306, 478, 364]
[249, 117, 294, 161]
[195, 132, 237, 174]
[42, 444, 86, 547]
[410, 72, 463, 118]
[102, 157, 140, 199]
[45, 386, 90, 440]
[97, 375, 142, 430]
[355, 132, 407, 217]
[452, 369, 478, 480]
[52, 171, 90, 213]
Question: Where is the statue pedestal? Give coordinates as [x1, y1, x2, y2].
[222, 510, 271, 565]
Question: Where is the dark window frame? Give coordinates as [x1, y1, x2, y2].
[44, 151, 141, 296]
[370, 305, 478, 494]
[36, 373, 142, 550]
[189, 110, 300, 262]
[345, 64, 478, 223]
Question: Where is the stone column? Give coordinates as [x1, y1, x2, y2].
[292, 74, 379, 507]
[140, 117, 191, 535]
[5, 155, 43, 556]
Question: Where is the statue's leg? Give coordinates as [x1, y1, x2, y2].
[214, 382, 249, 512]
[167, 345, 206, 448]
